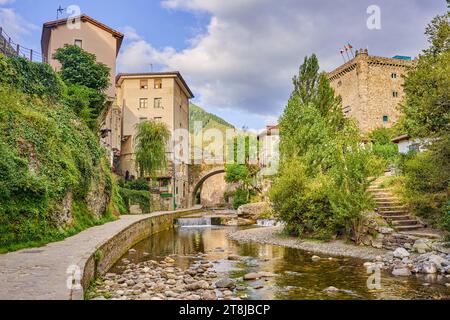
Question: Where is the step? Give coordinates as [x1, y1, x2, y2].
[379, 211, 409, 216]
[398, 231, 442, 240]
[378, 206, 408, 211]
[395, 225, 423, 231]
[392, 220, 419, 226]
[368, 188, 393, 193]
[382, 215, 412, 221]
[377, 203, 404, 208]
[373, 197, 400, 202]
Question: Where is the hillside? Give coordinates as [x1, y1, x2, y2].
[0, 54, 117, 252]
[189, 103, 235, 133]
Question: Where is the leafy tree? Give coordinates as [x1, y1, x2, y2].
[398, 3, 450, 233]
[53, 45, 110, 91]
[400, 7, 450, 138]
[134, 120, 170, 179]
[272, 55, 382, 241]
[53, 45, 110, 129]
[369, 127, 399, 166]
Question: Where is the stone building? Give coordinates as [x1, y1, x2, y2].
[116, 72, 194, 209]
[41, 14, 124, 164]
[327, 49, 414, 133]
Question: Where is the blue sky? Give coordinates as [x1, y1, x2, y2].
[0, 0, 447, 130]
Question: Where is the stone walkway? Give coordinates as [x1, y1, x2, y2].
[0, 208, 200, 300]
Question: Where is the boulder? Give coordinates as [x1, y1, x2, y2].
[421, 262, 437, 274]
[392, 268, 412, 277]
[243, 273, 261, 280]
[393, 248, 410, 259]
[431, 242, 450, 255]
[428, 255, 448, 267]
[323, 286, 340, 293]
[237, 202, 273, 220]
[215, 278, 235, 289]
[311, 256, 321, 262]
[413, 239, 432, 254]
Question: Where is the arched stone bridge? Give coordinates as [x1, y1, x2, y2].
[188, 165, 225, 207]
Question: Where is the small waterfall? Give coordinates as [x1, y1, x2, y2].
[256, 219, 284, 227]
[176, 217, 213, 227]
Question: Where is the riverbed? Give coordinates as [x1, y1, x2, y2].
[93, 215, 450, 300]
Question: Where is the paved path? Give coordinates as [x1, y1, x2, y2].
[0, 208, 200, 300]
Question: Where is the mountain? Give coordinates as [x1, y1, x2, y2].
[189, 103, 235, 134]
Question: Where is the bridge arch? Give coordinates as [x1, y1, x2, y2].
[190, 166, 225, 206]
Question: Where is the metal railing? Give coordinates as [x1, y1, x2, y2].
[0, 26, 46, 63]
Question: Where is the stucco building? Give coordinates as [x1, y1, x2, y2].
[328, 49, 414, 133]
[116, 72, 194, 209]
[41, 15, 124, 164]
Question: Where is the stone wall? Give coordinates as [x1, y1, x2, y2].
[78, 208, 202, 300]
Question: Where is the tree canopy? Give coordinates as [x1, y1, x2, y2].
[134, 121, 171, 179]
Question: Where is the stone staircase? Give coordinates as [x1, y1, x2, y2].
[368, 184, 425, 232]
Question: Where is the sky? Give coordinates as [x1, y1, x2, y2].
[0, 0, 447, 130]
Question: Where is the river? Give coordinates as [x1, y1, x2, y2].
[107, 214, 450, 300]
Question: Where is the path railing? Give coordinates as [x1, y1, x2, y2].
[0, 26, 46, 63]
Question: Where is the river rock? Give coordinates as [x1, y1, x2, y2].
[413, 239, 432, 254]
[126, 280, 136, 287]
[323, 286, 340, 293]
[431, 242, 450, 255]
[164, 257, 175, 264]
[202, 291, 217, 300]
[392, 268, 411, 277]
[428, 255, 448, 267]
[227, 255, 241, 261]
[311, 255, 321, 262]
[215, 278, 235, 289]
[243, 273, 261, 280]
[187, 280, 210, 291]
[421, 262, 437, 274]
[393, 248, 410, 259]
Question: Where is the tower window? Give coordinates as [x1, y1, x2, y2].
[391, 73, 397, 79]
[383, 115, 389, 123]
[392, 91, 399, 98]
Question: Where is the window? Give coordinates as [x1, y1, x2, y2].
[139, 98, 148, 109]
[154, 79, 162, 89]
[383, 115, 389, 123]
[391, 73, 397, 79]
[139, 117, 148, 123]
[337, 80, 342, 87]
[154, 117, 162, 121]
[154, 98, 163, 109]
[74, 39, 83, 48]
[140, 80, 148, 89]
[392, 91, 399, 98]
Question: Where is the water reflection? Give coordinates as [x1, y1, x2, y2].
[110, 225, 450, 300]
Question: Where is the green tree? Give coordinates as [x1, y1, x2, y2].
[53, 45, 110, 91]
[134, 120, 171, 179]
[400, 7, 450, 138]
[271, 55, 382, 241]
[53, 45, 110, 129]
[398, 3, 450, 232]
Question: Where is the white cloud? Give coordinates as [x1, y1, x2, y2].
[0, 0, 16, 5]
[0, 7, 38, 41]
[118, 0, 446, 128]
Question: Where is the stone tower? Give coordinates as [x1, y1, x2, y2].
[328, 49, 413, 133]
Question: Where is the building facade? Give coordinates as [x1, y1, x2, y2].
[116, 72, 194, 209]
[328, 49, 413, 133]
[41, 15, 124, 164]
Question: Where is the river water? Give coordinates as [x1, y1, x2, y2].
[110, 216, 450, 300]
